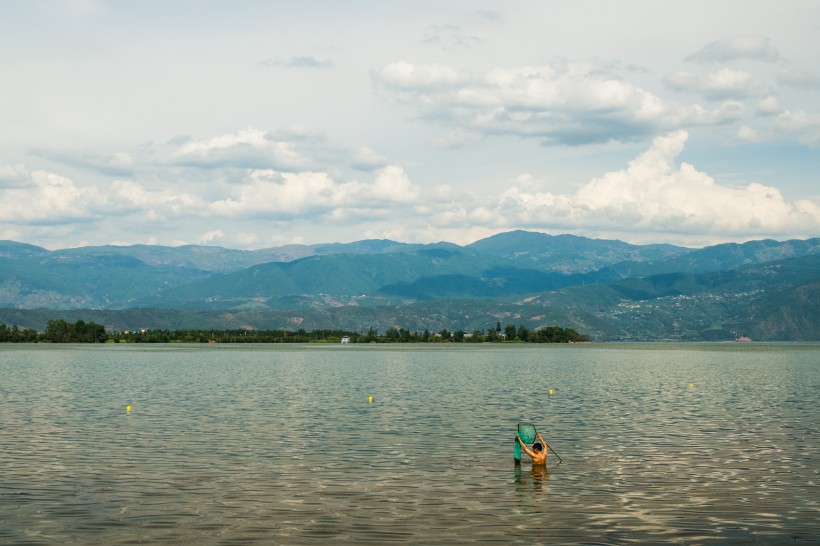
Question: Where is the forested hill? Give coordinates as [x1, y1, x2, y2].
[0, 232, 817, 340]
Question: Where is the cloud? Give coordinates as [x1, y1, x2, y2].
[0, 164, 30, 188]
[208, 164, 422, 221]
[374, 61, 745, 145]
[35, 128, 325, 179]
[170, 128, 310, 171]
[271, 124, 326, 142]
[432, 129, 482, 150]
[0, 169, 108, 225]
[374, 61, 463, 92]
[777, 68, 820, 90]
[421, 25, 482, 50]
[685, 36, 781, 63]
[351, 146, 387, 171]
[756, 96, 781, 116]
[664, 68, 768, 100]
[29, 149, 137, 176]
[488, 131, 820, 238]
[259, 56, 334, 69]
[772, 111, 820, 146]
[2, 129, 432, 244]
[199, 230, 225, 243]
[0, 164, 208, 232]
[473, 10, 502, 23]
[110, 180, 204, 218]
[8, 123, 815, 250]
[736, 110, 820, 146]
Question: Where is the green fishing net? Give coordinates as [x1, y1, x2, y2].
[514, 423, 537, 463]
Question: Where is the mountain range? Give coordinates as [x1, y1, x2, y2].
[1, 231, 818, 341]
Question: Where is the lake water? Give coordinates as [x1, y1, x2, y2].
[1, 343, 818, 544]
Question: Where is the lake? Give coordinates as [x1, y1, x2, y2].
[1, 343, 818, 544]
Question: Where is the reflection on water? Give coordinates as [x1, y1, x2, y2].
[514, 464, 548, 491]
[1, 343, 818, 544]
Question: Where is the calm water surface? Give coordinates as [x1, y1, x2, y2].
[1, 343, 818, 544]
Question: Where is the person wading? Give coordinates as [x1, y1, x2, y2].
[516, 431, 548, 466]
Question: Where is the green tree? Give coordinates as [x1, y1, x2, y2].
[45, 319, 70, 343]
[504, 324, 517, 341]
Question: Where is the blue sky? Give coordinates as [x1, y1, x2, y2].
[1, 0, 818, 250]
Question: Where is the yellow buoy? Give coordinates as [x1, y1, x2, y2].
[689, 383, 694, 388]
[368, 396, 373, 404]
[126, 405, 132, 412]
[549, 389, 553, 395]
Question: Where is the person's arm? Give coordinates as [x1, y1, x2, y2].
[535, 432, 549, 455]
[517, 435, 537, 459]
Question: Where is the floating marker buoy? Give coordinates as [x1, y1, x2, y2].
[126, 405, 131, 413]
[368, 396, 373, 404]
[689, 384, 694, 388]
[549, 389, 553, 395]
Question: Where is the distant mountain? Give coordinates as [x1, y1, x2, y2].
[0, 240, 49, 259]
[592, 237, 820, 282]
[0, 252, 212, 309]
[745, 278, 820, 341]
[2, 255, 815, 340]
[313, 239, 459, 255]
[51, 244, 264, 273]
[137, 247, 502, 309]
[466, 230, 688, 272]
[1, 231, 817, 340]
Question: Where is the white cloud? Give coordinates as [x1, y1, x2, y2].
[772, 111, 820, 146]
[3, 127, 816, 249]
[432, 129, 482, 150]
[28, 148, 138, 176]
[756, 96, 781, 116]
[487, 131, 820, 238]
[0, 169, 107, 225]
[351, 147, 387, 170]
[664, 69, 768, 100]
[736, 125, 763, 143]
[735, 110, 820, 147]
[685, 36, 781, 63]
[209, 170, 334, 219]
[259, 56, 334, 69]
[199, 230, 225, 243]
[374, 61, 464, 92]
[208, 164, 423, 221]
[171, 128, 309, 171]
[421, 24, 483, 50]
[234, 232, 258, 247]
[375, 62, 745, 145]
[111, 180, 204, 217]
[777, 68, 820, 90]
[0, 164, 30, 188]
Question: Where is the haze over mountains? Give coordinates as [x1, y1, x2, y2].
[1, 231, 817, 341]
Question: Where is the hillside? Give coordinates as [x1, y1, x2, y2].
[0, 232, 817, 340]
[466, 230, 687, 272]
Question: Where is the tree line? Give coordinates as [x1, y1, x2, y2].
[0, 320, 108, 343]
[0, 319, 590, 344]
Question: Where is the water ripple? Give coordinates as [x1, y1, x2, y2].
[1, 343, 818, 544]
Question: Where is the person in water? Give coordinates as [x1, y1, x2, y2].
[516, 431, 548, 465]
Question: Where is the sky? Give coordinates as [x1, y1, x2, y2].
[1, 0, 819, 250]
